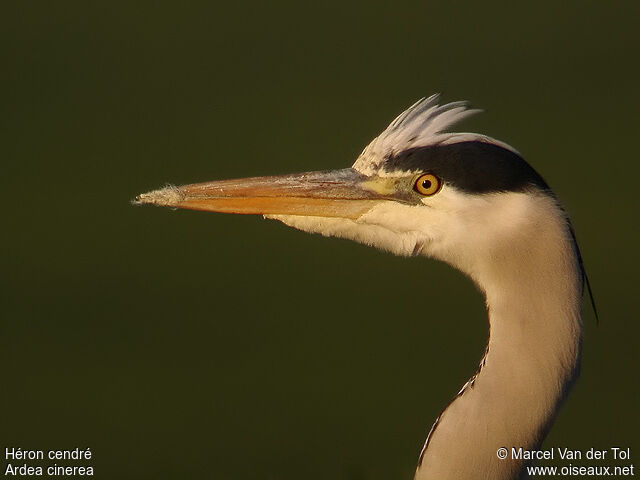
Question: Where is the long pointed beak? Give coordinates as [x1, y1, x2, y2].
[134, 169, 393, 219]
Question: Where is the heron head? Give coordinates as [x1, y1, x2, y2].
[135, 95, 564, 278]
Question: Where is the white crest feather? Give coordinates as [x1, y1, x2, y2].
[352, 94, 518, 176]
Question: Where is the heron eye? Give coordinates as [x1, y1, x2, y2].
[414, 174, 441, 196]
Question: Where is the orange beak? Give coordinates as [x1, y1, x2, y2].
[134, 168, 394, 220]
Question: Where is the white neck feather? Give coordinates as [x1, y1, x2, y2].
[268, 189, 583, 480]
[415, 194, 582, 480]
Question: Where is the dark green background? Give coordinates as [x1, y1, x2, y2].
[2, 1, 638, 479]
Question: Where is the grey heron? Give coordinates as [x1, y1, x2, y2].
[135, 95, 588, 480]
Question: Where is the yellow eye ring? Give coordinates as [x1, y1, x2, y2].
[414, 173, 442, 196]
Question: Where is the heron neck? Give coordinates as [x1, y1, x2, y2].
[416, 215, 582, 480]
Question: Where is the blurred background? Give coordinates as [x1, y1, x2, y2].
[2, 1, 638, 478]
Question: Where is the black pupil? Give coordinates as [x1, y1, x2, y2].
[422, 179, 432, 189]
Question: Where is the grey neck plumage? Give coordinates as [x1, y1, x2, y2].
[415, 202, 583, 480]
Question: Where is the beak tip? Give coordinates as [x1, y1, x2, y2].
[132, 185, 184, 207]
